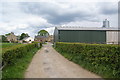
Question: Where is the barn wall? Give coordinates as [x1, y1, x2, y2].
[54, 27, 59, 42]
[106, 31, 120, 44]
[59, 30, 106, 43]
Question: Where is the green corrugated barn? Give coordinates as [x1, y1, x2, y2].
[54, 27, 120, 44]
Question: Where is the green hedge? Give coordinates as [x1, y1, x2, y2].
[55, 42, 120, 78]
[2, 43, 42, 66]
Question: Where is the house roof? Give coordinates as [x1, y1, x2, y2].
[35, 36, 47, 38]
[22, 37, 33, 40]
[56, 26, 120, 31]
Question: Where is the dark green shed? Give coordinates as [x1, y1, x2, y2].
[58, 30, 106, 43]
[54, 27, 119, 44]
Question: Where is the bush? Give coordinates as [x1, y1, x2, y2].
[2, 41, 9, 43]
[32, 41, 42, 48]
[2, 43, 42, 66]
[55, 42, 120, 78]
[23, 40, 27, 43]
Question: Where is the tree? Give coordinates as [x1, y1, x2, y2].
[38, 30, 49, 37]
[16, 35, 20, 40]
[0, 35, 7, 42]
[5, 33, 11, 36]
[20, 33, 29, 40]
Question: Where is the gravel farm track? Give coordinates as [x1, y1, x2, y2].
[25, 42, 101, 78]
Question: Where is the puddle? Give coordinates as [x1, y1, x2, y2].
[44, 67, 51, 71]
[45, 49, 49, 53]
[43, 62, 47, 65]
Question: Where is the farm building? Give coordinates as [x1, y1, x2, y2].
[34, 35, 48, 42]
[35, 35, 53, 43]
[7, 32, 17, 43]
[54, 27, 120, 44]
[22, 37, 34, 43]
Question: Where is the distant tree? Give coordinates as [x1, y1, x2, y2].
[20, 33, 29, 40]
[5, 33, 11, 36]
[0, 35, 7, 42]
[16, 35, 21, 40]
[38, 30, 49, 37]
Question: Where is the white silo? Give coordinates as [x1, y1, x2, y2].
[102, 19, 110, 28]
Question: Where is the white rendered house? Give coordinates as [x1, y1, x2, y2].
[22, 37, 34, 43]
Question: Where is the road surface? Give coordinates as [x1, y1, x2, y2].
[25, 43, 101, 78]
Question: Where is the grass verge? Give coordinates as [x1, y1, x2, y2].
[2, 47, 39, 79]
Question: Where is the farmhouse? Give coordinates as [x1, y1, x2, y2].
[54, 27, 120, 44]
[7, 32, 17, 43]
[34, 35, 48, 42]
[47, 35, 54, 42]
[35, 35, 53, 43]
[22, 37, 34, 43]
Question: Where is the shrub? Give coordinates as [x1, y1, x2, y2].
[55, 42, 120, 78]
[2, 42, 42, 66]
[2, 41, 9, 43]
[32, 41, 42, 48]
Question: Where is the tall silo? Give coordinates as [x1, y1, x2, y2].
[102, 19, 110, 28]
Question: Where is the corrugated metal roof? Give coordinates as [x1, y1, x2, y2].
[56, 26, 120, 31]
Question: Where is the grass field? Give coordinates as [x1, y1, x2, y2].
[1, 43, 21, 49]
[1, 43, 22, 54]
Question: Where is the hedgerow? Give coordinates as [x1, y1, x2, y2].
[2, 42, 42, 66]
[55, 42, 120, 78]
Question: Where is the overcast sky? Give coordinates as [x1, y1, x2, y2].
[0, 0, 118, 37]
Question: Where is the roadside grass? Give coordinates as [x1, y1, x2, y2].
[1, 43, 21, 49]
[1, 43, 24, 54]
[1, 43, 22, 54]
[2, 47, 39, 79]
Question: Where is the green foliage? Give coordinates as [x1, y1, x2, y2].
[1, 43, 20, 48]
[0, 35, 7, 42]
[2, 48, 39, 78]
[38, 30, 49, 36]
[2, 43, 42, 66]
[20, 33, 29, 40]
[55, 42, 120, 78]
[1, 43, 22, 54]
[5, 33, 11, 36]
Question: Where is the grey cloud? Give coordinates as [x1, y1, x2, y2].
[103, 9, 117, 14]
[101, 7, 117, 15]
[1, 2, 118, 36]
[98, 2, 118, 15]
[20, 2, 99, 24]
[47, 12, 93, 24]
